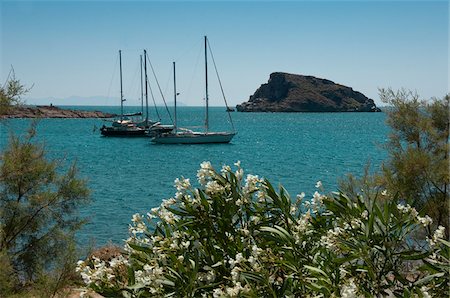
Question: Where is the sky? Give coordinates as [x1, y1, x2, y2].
[0, 0, 448, 107]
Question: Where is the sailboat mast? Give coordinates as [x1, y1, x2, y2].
[144, 50, 149, 125]
[204, 35, 209, 132]
[173, 61, 177, 131]
[119, 50, 124, 121]
[140, 55, 144, 116]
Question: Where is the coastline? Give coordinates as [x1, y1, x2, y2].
[1, 105, 117, 119]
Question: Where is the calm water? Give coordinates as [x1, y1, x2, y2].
[0, 106, 389, 246]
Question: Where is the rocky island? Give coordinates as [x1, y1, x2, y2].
[1, 105, 117, 119]
[236, 72, 380, 112]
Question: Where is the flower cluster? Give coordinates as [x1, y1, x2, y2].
[397, 203, 433, 227]
[427, 225, 446, 247]
[76, 255, 129, 291]
[78, 162, 449, 298]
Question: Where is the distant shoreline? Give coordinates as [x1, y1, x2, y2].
[1, 105, 117, 119]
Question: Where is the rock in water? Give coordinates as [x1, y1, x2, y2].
[236, 72, 380, 112]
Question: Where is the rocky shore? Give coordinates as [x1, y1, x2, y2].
[236, 72, 381, 112]
[1, 105, 117, 119]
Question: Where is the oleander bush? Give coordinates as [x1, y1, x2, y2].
[77, 162, 449, 297]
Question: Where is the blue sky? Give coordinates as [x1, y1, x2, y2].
[1, 0, 448, 106]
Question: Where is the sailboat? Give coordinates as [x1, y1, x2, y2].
[151, 36, 236, 144]
[101, 50, 173, 137]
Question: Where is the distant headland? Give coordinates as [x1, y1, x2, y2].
[236, 72, 381, 112]
[1, 105, 117, 119]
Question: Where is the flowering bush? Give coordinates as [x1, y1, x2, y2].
[77, 162, 449, 297]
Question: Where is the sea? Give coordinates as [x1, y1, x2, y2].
[0, 106, 389, 247]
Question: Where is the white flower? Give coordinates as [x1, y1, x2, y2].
[297, 192, 305, 200]
[132, 213, 141, 223]
[340, 278, 359, 298]
[205, 180, 226, 195]
[228, 257, 236, 268]
[321, 226, 345, 251]
[397, 203, 418, 217]
[161, 198, 176, 208]
[174, 177, 191, 191]
[310, 191, 325, 212]
[169, 240, 179, 249]
[350, 219, 362, 229]
[109, 255, 128, 267]
[197, 161, 214, 185]
[252, 245, 263, 256]
[417, 215, 433, 227]
[226, 281, 243, 296]
[361, 210, 369, 220]
[213, 288, 224, 298]
[256, 191, 267, 202]
[381, 189, 388, 196]
[421, 286, 431, 298]
[339, 266, 348, 278]
[239, 228, 250, 236]
[158, 207, 179, 224]
[200, 161, 213, 170]
[244, 174, 261, 193]
[248, 256, 256, 265]
[315, 181, 322, 188]
[221, 164, 231, 175]
[427, 225, 446, 247]
[231, 267, 240, 281]
[235, 253, 245, 263]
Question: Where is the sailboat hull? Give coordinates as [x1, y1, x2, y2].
[100, 126, 148, 137]
[152, 132, 235, 144]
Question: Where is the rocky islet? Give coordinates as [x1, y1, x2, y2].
[236, 72, 381, 112]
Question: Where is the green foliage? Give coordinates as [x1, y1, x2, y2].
[78, 162, 448, 297]
[379, 89, 449, 233]
[0, 126, 90, 295]
[0, 70, 29, 115]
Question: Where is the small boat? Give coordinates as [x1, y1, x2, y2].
[152, 36, 235, 144]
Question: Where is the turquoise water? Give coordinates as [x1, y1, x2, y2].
[0, 106, 389, 246]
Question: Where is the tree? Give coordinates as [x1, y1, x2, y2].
[0, 126, 90, 294]
[0, 68, 30, 115]
[0, 74, 90, 295]
[379, 88, 449, 234]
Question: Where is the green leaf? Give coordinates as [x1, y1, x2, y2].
[260, 225, 293, 244]
[414, 272, 445, 286]
[438, 238, 450, 248]
[241, 271, 265, 283]
[397, 250, 430, 260]
[155, 278, 176, 287]
[304, 265, 328, 278]
[166, 206, 190, 217]
[127, 242, 152, 254]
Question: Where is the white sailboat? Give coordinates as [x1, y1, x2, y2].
[152, 36, 236, 144]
